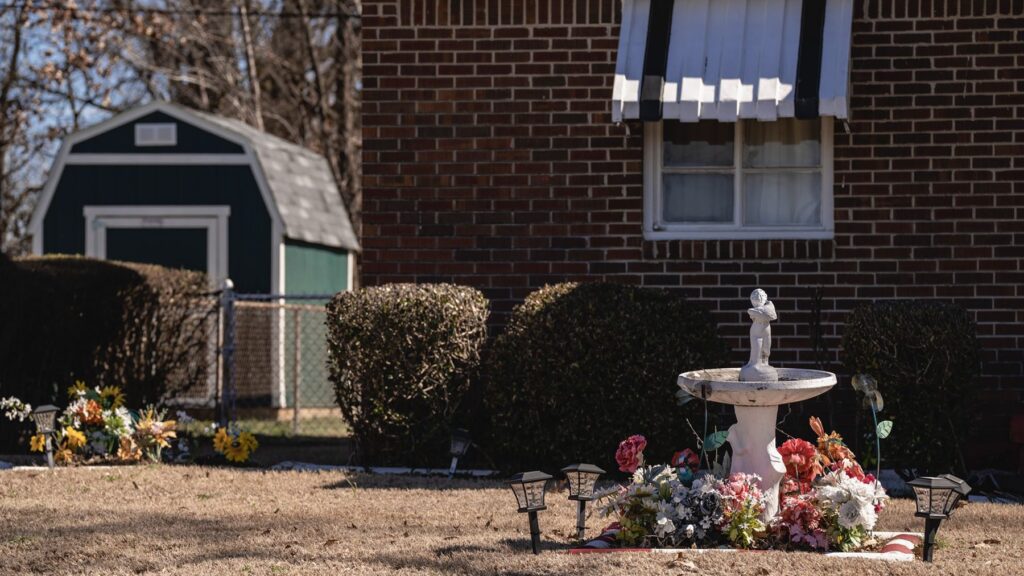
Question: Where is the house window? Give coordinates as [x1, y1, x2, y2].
[643, 118, 833, 240]
[134, 122, 178, 146]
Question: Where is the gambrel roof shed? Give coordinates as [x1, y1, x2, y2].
[30, 101, 357, 294]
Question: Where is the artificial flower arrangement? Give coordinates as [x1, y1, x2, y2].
[212, 423, 259, 464]
[597, 417, 887, 552]
[38, 382, 178, 465]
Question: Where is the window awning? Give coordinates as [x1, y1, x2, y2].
[612, 0, 854, 123]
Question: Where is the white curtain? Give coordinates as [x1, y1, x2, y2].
[743, 119, 820, 226]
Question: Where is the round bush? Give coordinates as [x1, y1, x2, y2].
[842, 301, 979, 475]
[326, 283, 489, 465]
[484, 283, 730, 473]
[0, 255, 213, 451]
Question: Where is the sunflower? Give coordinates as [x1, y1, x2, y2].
[213, 428, 259, 463]
[99, 386, 126, 409]
[29, 434, 46, 453]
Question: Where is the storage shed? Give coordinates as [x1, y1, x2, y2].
[29, 101, 359, 294]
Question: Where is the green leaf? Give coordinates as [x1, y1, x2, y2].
[876, 420, 893, 439]
[704, 430, 729, 452]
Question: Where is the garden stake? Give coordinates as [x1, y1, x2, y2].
[528, 510, 541, 554]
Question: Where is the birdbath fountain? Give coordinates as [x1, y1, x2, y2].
[678, 289, 836, 519]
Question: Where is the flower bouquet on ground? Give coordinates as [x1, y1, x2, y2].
[212, 424, 259, 465]
[595, 417, 887, 553]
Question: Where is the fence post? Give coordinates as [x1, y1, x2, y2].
[220, 278, 236, 427]
[292, 307, 301, 436]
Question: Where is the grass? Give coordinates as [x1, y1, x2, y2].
[1, 465, 1021, 575]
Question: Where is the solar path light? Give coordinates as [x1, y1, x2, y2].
[907, 474, 971, 562]
[448, 428, 471, 478]
[31, 404, 60, 469]
[508, 470, 552, 554]
[561, 463, 605, 541]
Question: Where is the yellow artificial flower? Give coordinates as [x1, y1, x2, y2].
[118, 436, 142, 462]
[29, 434, 46, 453]
[213, 428, 259, 463]
[99, 386, 126, 409]
[213, 428, 231, 453]
[55, 447, 74, 464]
[67, 381, 88, 398]
[64, 426, 87, 450]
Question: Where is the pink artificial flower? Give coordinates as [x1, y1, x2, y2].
[615, 434, 647, 473]
[671, 448, 700, 472]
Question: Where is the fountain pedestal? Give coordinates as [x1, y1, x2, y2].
[727, 405, 787, 518]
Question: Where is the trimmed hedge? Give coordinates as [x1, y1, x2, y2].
[842, 301, 979, 475]
[484, 283, 730, 473]
[326, 283, 489, 465]
[0, 255, 214, 450]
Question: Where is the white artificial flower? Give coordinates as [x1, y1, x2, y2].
[176, 410, 194, 425]
[838, 501, 862, 529]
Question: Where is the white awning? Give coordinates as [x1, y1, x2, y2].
[612, 0, 854, 123]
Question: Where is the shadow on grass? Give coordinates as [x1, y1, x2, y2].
[319, 473, 507, 491]
[368, 539, 568, 576]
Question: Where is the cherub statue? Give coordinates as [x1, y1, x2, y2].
[739, 289, 779, 382]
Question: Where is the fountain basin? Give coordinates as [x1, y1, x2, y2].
[677, 367, 836, 406]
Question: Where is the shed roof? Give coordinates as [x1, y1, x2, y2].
[188, 108, 359, 252]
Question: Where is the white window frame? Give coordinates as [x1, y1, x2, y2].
[643, 118, 834, 240]
[83, 205, 230, 284]
[134, 122, 178, 146]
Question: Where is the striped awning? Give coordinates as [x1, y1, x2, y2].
[612, 0, 854, 123]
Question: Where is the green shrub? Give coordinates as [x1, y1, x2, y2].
[326, 284, 489, 465]
[484, 283, 730, 473]
[0, 255, 214, 451]
[842, 301, 979, 474]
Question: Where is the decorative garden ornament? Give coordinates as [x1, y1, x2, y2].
[678, 289, 837, 520]
[740, 289, 778, 382]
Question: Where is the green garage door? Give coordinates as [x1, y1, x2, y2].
[105, 228, 207, 272]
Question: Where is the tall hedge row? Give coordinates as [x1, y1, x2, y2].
[484, 283, 730, 472]
[842, 300, 979, 475]
[0, 256, 214, 450]
[325, 283, 489, 466]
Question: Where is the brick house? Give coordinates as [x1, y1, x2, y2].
[360, 0, 1024, 468]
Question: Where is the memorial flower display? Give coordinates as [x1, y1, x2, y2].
[212, 424, 259, 464]
[597, 419, 887, 552]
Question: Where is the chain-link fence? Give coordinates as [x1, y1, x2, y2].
[168, 286, 346, 442]
[223, 291, 345, 438]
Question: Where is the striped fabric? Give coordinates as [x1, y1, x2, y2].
[612, 0, 854, 123]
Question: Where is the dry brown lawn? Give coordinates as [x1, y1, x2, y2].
[1, 465, 1021, 575]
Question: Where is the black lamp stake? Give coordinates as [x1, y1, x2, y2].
[31, 405, 60, 470]
[508, 470, 552, 555]
[528, 510, 541, 554]
[562, 463, 605, 541]
[908, 474, 972, 563]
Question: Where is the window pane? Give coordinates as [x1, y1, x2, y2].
[744, 119, 820, 167]
[663, 174, 734, 223]
[744, 173, 821, 226]
[663, 121, 734, 167]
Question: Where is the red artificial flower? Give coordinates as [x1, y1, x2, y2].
[778, 438, 823, 488]
[615, 434, 647, 473]
[671, 448, 700, 472]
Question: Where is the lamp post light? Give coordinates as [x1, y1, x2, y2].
[448, 428, 471, 478]
[907, 475, 972, 562]
[561, 463, 606, 541]
[508, 471, 552, 554]
[31, 405, 60, 469]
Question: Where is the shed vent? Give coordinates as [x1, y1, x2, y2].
[134, 122, 177, 146]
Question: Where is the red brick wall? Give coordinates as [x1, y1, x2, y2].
[361, 0, 1024, 466]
